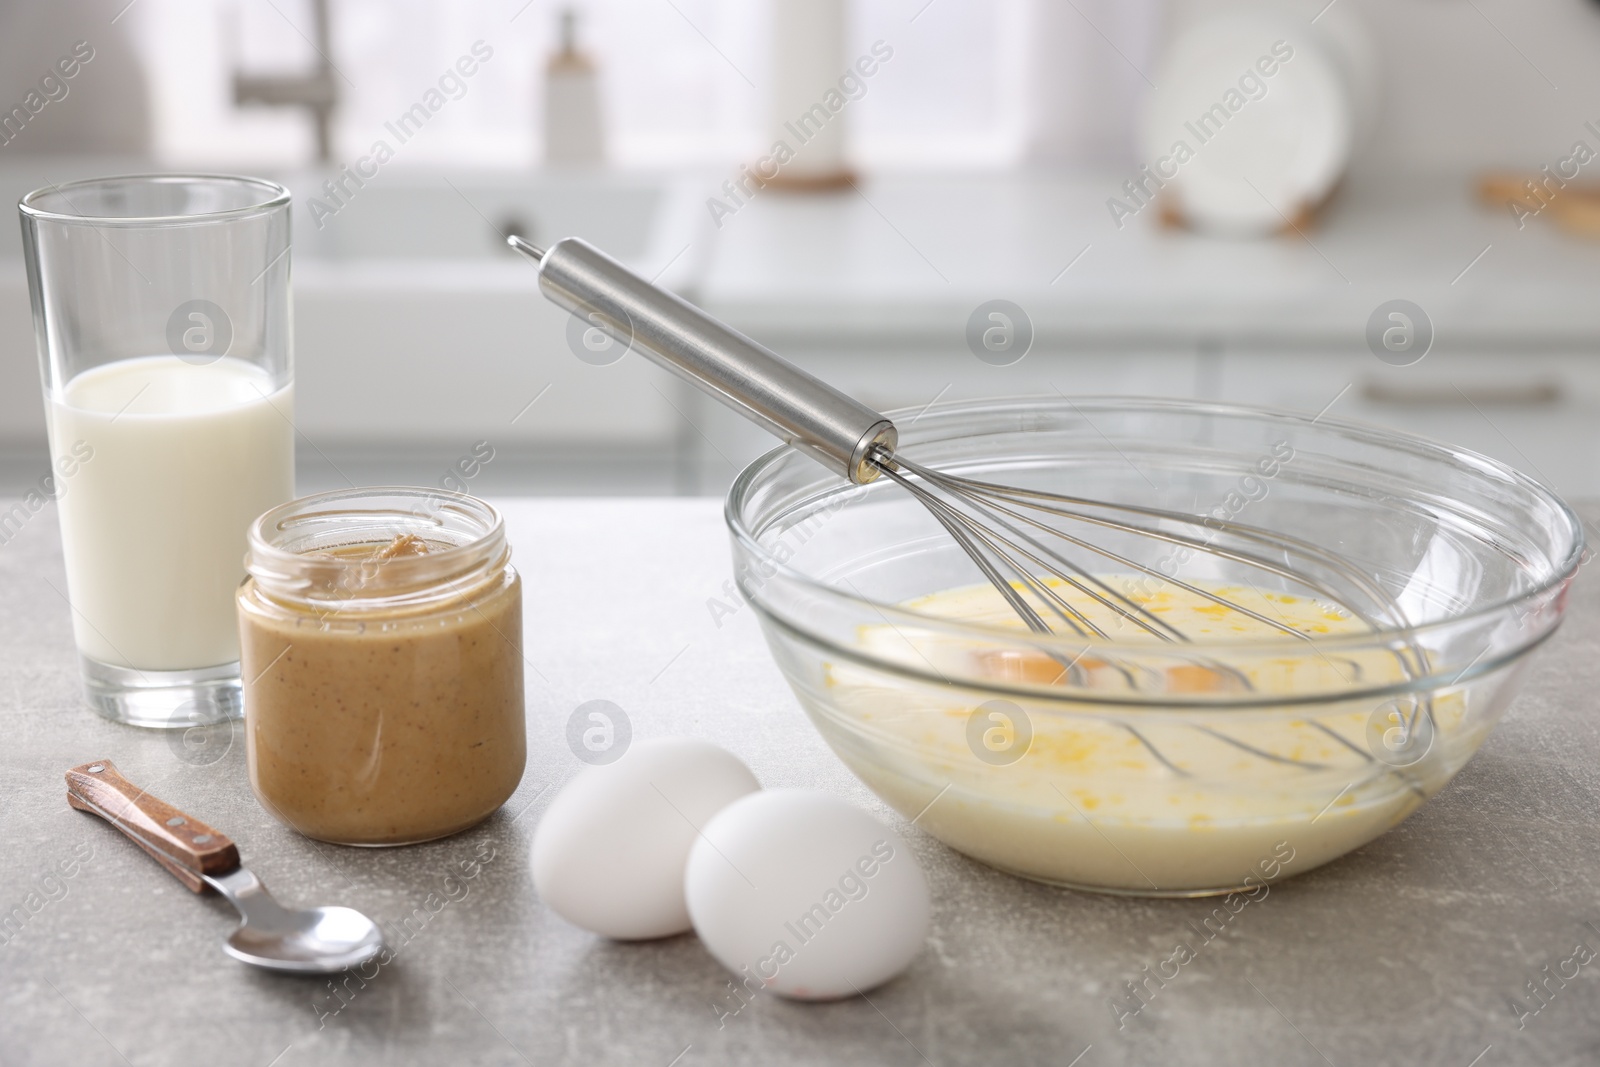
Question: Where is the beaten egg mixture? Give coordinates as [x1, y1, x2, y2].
[821, 577, 1480, 894]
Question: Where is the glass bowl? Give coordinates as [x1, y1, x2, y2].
[726, 397, 1583, 897]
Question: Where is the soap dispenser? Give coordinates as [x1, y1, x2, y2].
[543, 7, 605, 166]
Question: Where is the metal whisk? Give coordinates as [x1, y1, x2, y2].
[508, 236, 1421, 701]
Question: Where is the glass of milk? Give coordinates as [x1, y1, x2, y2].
[19, 175, 296, 728]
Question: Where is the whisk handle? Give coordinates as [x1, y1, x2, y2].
[522, 236, 896, 484]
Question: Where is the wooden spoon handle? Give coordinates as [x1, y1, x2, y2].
[65, 759, 240, 894]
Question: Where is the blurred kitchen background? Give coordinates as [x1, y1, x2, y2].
[2, 0, 1599, 499]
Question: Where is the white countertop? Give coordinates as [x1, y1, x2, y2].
[698, 171, 1600, 347]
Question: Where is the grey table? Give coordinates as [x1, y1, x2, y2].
[2, 498, 1597, 1067]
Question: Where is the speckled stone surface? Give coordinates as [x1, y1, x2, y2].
[1, 498, 1597, 1067]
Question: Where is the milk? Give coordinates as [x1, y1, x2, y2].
[46, 356, 294, 671]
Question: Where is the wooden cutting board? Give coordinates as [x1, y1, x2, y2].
[1479, 173, 1600, 238]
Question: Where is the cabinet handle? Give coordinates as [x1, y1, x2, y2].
[1360, 381, 1563, 408]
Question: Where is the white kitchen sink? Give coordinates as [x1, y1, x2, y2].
[0, 162, 711, 477]
[293, 172, 668, 263]
[279, 169, 708, 455]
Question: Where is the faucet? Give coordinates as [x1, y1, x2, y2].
[232, 0, 339, 162]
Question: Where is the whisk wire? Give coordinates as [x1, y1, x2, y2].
[874, 449, 1446, 743]
[891, 452, 1437, 694]
[878, 456, 1284, 696]
[884, 465, 1118, 640]
[932, 464, 1416, 637]
[895, 474, 1119, 687]
[887, 452, 1316, 642]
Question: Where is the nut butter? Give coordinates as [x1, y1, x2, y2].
[238, 488, 525, 845]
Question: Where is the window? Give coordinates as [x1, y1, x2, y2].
[128, 0, 1139, 170]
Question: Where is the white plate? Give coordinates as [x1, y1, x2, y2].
[1140, 10, 1353, 236]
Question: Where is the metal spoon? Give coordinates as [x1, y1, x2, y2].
[66, 759, 384, 974]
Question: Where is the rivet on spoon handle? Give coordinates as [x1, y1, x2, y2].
[64, 759, 240, 893]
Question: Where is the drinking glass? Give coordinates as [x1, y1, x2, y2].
[19, 174, 296, 728]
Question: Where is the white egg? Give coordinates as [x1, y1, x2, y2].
[685, 789, 930, 1000]
[532, 738, 760, 940]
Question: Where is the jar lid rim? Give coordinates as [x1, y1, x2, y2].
[246, 487, 506, 602]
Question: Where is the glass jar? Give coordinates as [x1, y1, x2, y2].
[238, 487, 526, 846]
